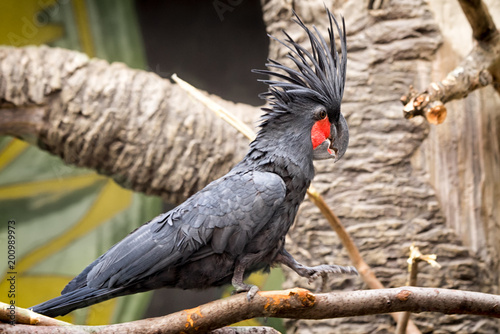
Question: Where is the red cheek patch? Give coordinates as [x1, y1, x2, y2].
[311, 118, 331, 149]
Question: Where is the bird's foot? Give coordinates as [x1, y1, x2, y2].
[232, 283, 260, 301]
[299, 264, 358, 293]
[276, 250, 358, 292]
[232, 261, 261, 301]
[301, 264, 358, 284]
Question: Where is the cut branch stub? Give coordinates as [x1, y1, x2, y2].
[401, 85, 448, 125]
[401, 60, 495, 124]
[401, 0, 500, 123]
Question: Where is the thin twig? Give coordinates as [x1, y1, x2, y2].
[395, 245, 441, 334]
[0, 302, 71, 326]
[171, 74, 256, 141]
[307, 188, 421, 334]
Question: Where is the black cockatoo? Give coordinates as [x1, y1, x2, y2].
[32, 9, 355, 317]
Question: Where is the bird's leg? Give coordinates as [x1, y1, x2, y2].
[231, 262, 260, 301]
[275, 249, 358, 290]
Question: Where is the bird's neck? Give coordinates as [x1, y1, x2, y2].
[240, 129, 315, 195]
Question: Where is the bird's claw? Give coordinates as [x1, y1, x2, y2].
[246, 285, 260, 301]
[232, 284, 260, 301]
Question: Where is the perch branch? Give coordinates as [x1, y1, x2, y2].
[401, 0, 500, 123]
[2, 287, 499, 333]
[0, 302, 71, 326]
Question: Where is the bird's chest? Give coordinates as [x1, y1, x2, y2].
[246, 187, 308, 258]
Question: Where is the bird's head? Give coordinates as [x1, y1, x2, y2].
[253, 9, 348, 162]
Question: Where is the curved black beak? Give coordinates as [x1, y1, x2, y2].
[313, 113, 349, 162]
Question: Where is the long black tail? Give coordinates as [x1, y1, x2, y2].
[31, 286, 124, 318]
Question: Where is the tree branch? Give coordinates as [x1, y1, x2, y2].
[0, 46, 256, 204]
[457, 0, 497, 42]
[1, 287, 499, 333]
[0, 105, 45, 142]
[0, 302, 71, 327]
[401, 0, 500, 123]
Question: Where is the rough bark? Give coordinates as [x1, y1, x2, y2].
[414, 0, 500, 296]
[0, 45, 256, 204]
[2, 288, 500, 333]
[398, 0, 500, 295]
[259, 0, 500, 333]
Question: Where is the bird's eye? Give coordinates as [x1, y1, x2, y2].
[315, 109, 327, 120]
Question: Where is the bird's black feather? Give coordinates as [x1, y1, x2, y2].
[253, 9, 347, 115]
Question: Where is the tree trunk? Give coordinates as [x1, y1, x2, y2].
[415, 0, 500, 296]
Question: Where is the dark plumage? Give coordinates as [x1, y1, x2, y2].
[32, 9, 355, 318]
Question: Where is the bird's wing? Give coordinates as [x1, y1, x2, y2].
[64, 170, 285, 292]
